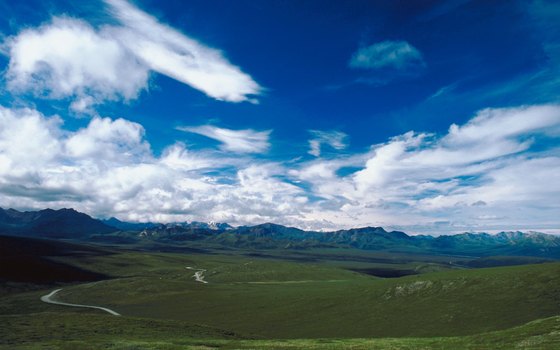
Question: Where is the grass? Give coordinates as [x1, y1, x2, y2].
[2, 244, 560, 349]
[1, 313, 559, 349]
[39, 252, 560, 338]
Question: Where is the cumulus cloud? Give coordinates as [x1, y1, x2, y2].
[0, 105, 303, 226]
[66, 117, 150, 162]
[0, 104, 559, 233]
[178, 125, 271, 153]
[293, 104, 560, 232]
[308, 130, 348, 157]
[349, 40, 425, 71]
[0, 106, 62, 172]
[5, 17, 148, 113]
[3, 0, 261, 113]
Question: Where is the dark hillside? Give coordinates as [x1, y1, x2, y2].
[0, 235, 109, 286]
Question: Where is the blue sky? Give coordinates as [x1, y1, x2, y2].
[0, 0, 559, 234]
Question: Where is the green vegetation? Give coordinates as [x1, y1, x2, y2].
[1, 312, 559, 349]
[2, 238, 560, 349]
[43, 252, 560, 338]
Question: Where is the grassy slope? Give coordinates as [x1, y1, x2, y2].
[2, 249, 560, 349]
[1, 312, 559, 349]
[30, 252, 560, 338]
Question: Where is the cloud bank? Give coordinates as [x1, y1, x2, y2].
[0, 106, 299, 225]
[0, 104, 558, 233]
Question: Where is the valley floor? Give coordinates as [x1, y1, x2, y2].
[1, 312, 559, 349]
[2, 238, 560, 349]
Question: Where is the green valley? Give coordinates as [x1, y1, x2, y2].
[2, 235, 560, 349]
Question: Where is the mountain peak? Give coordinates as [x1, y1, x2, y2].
[0, 207, 115, 238]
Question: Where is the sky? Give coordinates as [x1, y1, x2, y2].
[0, 0, 559, 234]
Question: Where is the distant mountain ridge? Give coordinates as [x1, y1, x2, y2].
[100, 217, 158, 231]
[140, 221, 560, 258]
[0, 208, 115, 238]
[1, 208, 559, 258]
[102, 218, 233, 232]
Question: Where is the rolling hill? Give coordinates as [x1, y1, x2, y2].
[2, 239, 559, 348]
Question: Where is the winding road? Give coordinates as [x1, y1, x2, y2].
[186, 266, 208, 284]
[40, 289, 121, 316]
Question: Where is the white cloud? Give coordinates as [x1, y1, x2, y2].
[178, 125, 271, 154]
[349, 40, 425, 71]
[5, 17, 149, 113]
[349, 105, 560, 201]
[0, 106, 304, 226]
[0, 104, 559, 234]
[66, 117, 150, 162]
[105, 0, 261, 103]
[294, 104, 560, 232]
[444, 104, 560, 145]
[0, 106, 62, 173]
[353, 135, 410, 191]
[308, 130, 348, 157]
[3, 0, 261, 113]
[159, 143, 216, 171]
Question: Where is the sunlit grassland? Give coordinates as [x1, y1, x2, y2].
[2, 249, 560, 349]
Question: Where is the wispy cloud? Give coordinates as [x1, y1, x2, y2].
[350, 105, 560, 197]
[349, 40, 425, 71]
[178, 125, 271, 154]
[308, 130, 348, 157]
[2, 0, 261, 114]
[104, 0, 261, 103]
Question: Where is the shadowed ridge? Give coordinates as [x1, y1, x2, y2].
[0, 207, 117, 238]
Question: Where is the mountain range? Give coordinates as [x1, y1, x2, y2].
[0, 208, 115, 238]
[1, 207, 559, 258]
